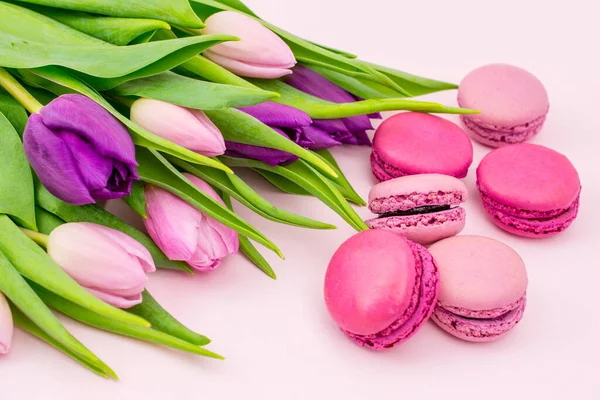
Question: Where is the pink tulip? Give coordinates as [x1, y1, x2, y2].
[202, 11, 296, 78]
[143, 174, 239, 272]
[0, 292, 12, 355]
[130, 98, 226, 157]
[47, 223, 156, 308]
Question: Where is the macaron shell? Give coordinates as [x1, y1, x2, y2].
[460, 114, 545, 148]
[428, 236, 528, 312]
[477, 144, 581, 212]
[372, 112, 473, 178]
[368, 174, 468, 211]
[458, 64, 549, 127]
[324, 230, 417, 336]
[366, 208, 466, 245]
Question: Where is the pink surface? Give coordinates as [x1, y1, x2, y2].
[458, 64, 549, 127]
[428, 236, 528, 312]
[2, 1, 599, 398]
[324, 230, 417, 336]
[371, 112, 473, 179]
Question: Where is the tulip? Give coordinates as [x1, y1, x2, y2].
[130, 98, 226, 157]
[47, 223, 156, 308]
[143, 174, 239, 272]
[285, 65, 379, 145]
[23, 94, 138, 205]
[202, 11, 296, 78]
[0, 292, 12, 355]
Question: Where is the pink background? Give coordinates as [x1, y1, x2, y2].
[2, 0, 599, 398]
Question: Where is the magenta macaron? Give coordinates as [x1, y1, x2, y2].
[370, 112, 473, 181]
[477, 143, 581, 238]
[324, 230, 439, 350]
[458, 64, 549, 147]
[429, 236, 528, 342]
[365, 174, 468, 245]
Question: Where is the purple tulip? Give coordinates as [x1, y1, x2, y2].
[23, 94, 138, 205]
[285, 65, 377, 146]
[0, 292, 12, 355]
[47, 223, 156, 308]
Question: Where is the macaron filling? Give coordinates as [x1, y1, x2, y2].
[369, 190, 466, 220]
[377, 205, 451, 218]
[344, 241, 439, 349]
[432, 295, 527, 341]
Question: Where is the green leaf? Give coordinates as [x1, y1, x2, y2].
[0, 88, 29, 135]
[169, 157, 335, 230]
[136, 148, 284, 258]
[251, 79, 477, 118]
[112, 72, 278, 110]
[220, 157, 368, 232]
[313, 150, 366, 206]
[33, 6, 172, 46]
[204, 109, 338, 178]
[179, 54, 260, 90]
[19, 66, 232, 172]
[31, 283, 224, 360]
[128, 290, 211, 346]
[0, 113, 36, 230]
[220, 192, 276, 279]
[123, 180, 147, 218]
[12, 0, 204, 28]
[253, 169, 311, 196]
[35, 183, 192, 273]
[209, 0, 258, 16]
[35, 206, 65, 234]
[0, 248, 116, 378]
[11, 306, 110, 378]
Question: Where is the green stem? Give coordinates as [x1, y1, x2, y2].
[0, 67, 44, 114]
[20, 228, 49, 249]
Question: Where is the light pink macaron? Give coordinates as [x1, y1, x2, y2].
[366, 174, 468, 245]
[370, 112, 473, 181]
[458, 64, 549, 147]
[429, 236, 528, 342]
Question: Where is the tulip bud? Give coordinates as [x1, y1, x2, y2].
[143, 175, 239, 272]
[202, 11, 296, 78]
[23, 94, 139, 205]
[0, 292, 12, 355]
[47, 223, 156, 308]
[130, 99, 226, 157]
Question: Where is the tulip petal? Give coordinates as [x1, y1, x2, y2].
[225, 126, 299, 166]
[202, 12, 296, 69]
[47, 223, 148, 292]
[59, 131, 113, 192]
[40, 94, 136, 166]
[143, 186, 200, 263]
[206, 217, 239, 255]
[299, 126, 342, 150]
[23, 114, 95, 205]
[204, 50, 293, 79]
[312, 118, 350, 135]
[286, 65, 356, 104]
[341, 130, 372, 146]
[238, 102, 312, 128]
[130, 99, 226, 157]
[90, 224, 156, 273]
[86, 287, 143, 309]
[0, 292, 12, 355]
[342, 115, 375, 133]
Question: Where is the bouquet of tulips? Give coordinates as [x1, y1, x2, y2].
[0, 0, 475, 378]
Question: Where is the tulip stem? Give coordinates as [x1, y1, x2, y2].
[0, 67, 44, 114]
[20, 228, 49, 249]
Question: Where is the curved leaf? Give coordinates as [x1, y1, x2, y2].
[112, 72, 278, 110]
[0, 88, 30, 135]
[12, 0, 204, 28]
[122, 180, 147, 218]
[35, 183, 192, 273]
[313, 150, 366, 206]
[0, 113, 36, 230]
[35, 206, 65, 234]
[253, 169, 311, 196]
[136, 148, 283, 259]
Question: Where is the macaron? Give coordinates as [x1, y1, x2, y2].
[477, 143, 581, 238]
[370, 112, 473, 181]
[324, 230, 439, 350]
[458, 64, 549, 147]
[429, 236, 528, 342]
[365, 174, 468, 245]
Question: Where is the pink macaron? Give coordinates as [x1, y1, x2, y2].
[477, 143, 581, 238]
[365, 174, 468, 245]
[370, 112, 473, 181]
[324, 230, 439, 350]
[458, 64, 549, 147]
[429, 236, 528, 342]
